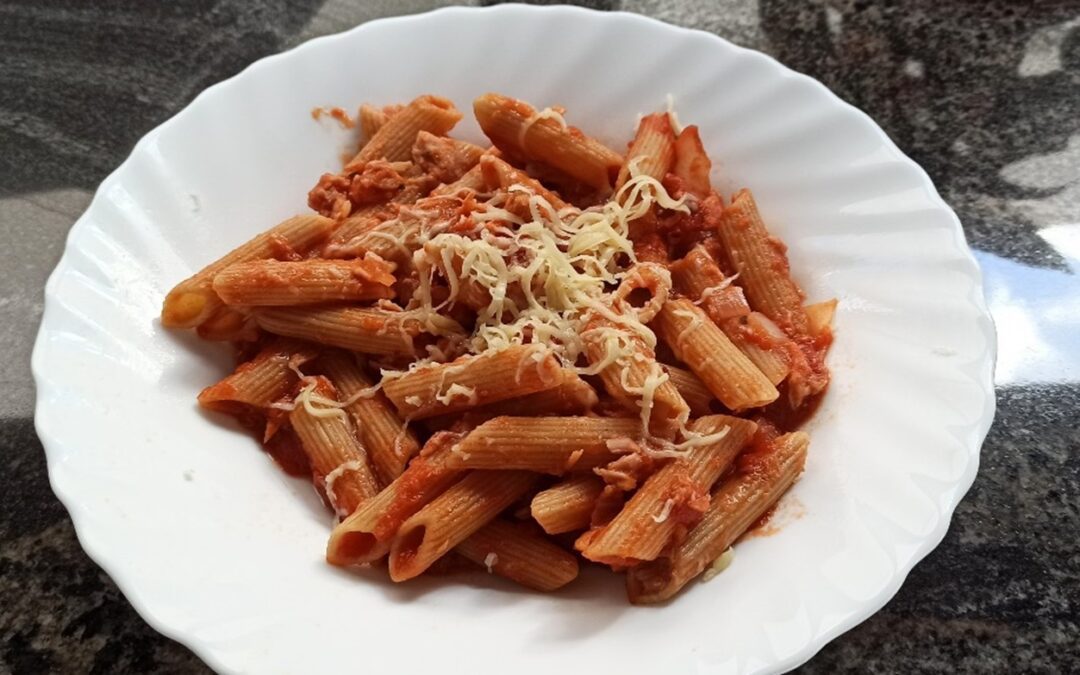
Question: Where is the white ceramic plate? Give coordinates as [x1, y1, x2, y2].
[32, 5, 996, 674]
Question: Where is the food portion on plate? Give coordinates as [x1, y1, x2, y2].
[160, 92, 835, 603]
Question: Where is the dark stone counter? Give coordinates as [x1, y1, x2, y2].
[2, 1, 1078, 672]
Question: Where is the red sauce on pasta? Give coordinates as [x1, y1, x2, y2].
[373, 459, 444, 540]
[748, 503, 780, 535]
[263, 427, 311, 478]
[172, 91, 839, 602]
[311, 106, 356, 129]
[731, 416, 813, 537]
[735, 419, 783, 475]
[760, 388, 827, 432]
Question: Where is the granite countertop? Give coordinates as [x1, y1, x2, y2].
[2, 0, 1078, 672]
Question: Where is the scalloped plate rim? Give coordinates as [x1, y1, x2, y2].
[31, 5, 997, 674]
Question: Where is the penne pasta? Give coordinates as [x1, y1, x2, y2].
[577, 415, 757, 566]
[672, 125, 713, 198]
[715, 189, 810, 338]
[654, 298, 779, 411]
[662, 364, 715, 417]
[478, 154, 571, 216]
[670, 245, 792, 385]
[582, 311, 690, 434]
[626, 431, 809, 604]
[616, 112, 676, 190]
[324, 192, 471, 265]
[198, 339, 318, 414]
[194, 305, 258, 343]
[389, 470, 538, 581]
[319, 350, 421, 484]
[358, 103, 389, 144]
[167, 91, 834, 601]
[431, 162, 487, 196]
[412, 131, 486, 185]
[309, 159, 422, 221]
[474, 93, 622, 192]
[328, 213, 421, 265]
[213, 257, 396, 306]
[315, 133, 484, 232]
[446, 416, 641, 474]
[724, 323, 792, 386]
[326, 431, 462, 566]
[324, 204, 392, 249]
[487, 371, 597, 416]
[381, 345, 564, 419]
[805, 298, 838, 339]
[669, 244, 750, 323]
[289, 378, 382, 517]
[253, 305, 461, 358]
[517, 159, 594, 203]
[348, 95, 462, 167]
[531, 475, 605, 535]
[161, 214, 335, 328]
[717, 193, 833, 406]
[423, 372, 598, 431]
[457, 519, 579, 591]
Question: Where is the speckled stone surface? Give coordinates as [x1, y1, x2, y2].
[3, 1, 1079, 672]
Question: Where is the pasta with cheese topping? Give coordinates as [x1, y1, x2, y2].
[163, 92, 835, 602]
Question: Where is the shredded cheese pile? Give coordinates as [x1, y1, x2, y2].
[375, 163, 727, 455]
[410, 166, 685, 365]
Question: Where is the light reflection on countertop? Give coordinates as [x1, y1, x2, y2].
[978, 235, 1080, 387]
[984, 133, 1080, 387]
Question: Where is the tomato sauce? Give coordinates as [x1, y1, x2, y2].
[759, 387, 828, 432]
[263, 427, 311, 478]
[373, 459, 448, 541]
[720, 382, 825, 537]
[311, 106, 356, 129]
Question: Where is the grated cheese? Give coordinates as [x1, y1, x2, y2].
[606, 437, 641, 453]
[362, 228, 415, 260]
[703, 547, 735, 582]
[648, 423, 731, 459]
[518, 106, 569, 148]
[671, 308, 704, 348]
[651, 498, 675, 523]
[634, 362, 671, 432]
[324, 460, 364, 517]
[435, 383, 478, 406]
[380, 163, 689, 437]
[693, 274, 740, 305]
[576, 328, 638, 382]
[299, 384, 347, 419]
[450, 442, 470, 461]
[268, 376, 383, 417]
[678, 423, 730, 449]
